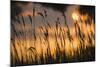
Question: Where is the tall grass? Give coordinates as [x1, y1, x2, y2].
[11, 7, 95, 66]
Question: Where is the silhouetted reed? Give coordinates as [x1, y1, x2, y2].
[11, 7, 95, 66]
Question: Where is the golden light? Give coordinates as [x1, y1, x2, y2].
[81, 14, 88, 21]
[72, 12, 79, 21]
[19, 11, 38, 17]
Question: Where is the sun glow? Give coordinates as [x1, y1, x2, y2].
[72, 12, 80, 21]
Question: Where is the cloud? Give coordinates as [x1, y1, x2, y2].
[40, 2, 68, 12]
[79, 5, 95, 17]
[11, 1, 32, 20]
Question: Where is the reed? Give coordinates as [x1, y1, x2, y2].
[11, 7, 95, 66]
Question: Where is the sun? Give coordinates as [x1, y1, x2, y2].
[72, 12, 79, 21]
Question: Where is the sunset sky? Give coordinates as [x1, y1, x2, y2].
[11, 1, 95, 38]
